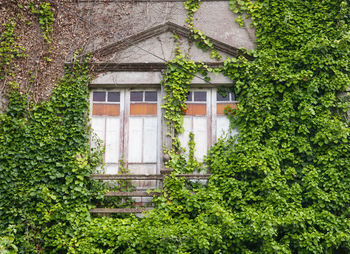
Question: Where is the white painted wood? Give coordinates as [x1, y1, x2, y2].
[143, 117, 157, 163]
[216, 116, 230, 139]
[179, 116, 207, 162]
[216, 116, 239, 139]
[211, 88, 217, 144]
[91, 117, 105, 148]
[156, 90, 162, 176]
[193, 117, 207, 162]
[105, 163, 118, 174]
[207, 89, 212, 149]
[128, 164, 157, 189]
[179, 117, 192, 153]
[119, 89, 126, 166]
[123, 89, 130, 164]
[128, 117, 143, 163]
[105, 117, 120, 163]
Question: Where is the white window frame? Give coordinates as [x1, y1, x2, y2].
[90, 87, 237, 171]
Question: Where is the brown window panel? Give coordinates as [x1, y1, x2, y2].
[183, 104, 206, 115]
[130, 103, 157, 115]
[217, 103, 237, 115]
[93, 104, 120, 116]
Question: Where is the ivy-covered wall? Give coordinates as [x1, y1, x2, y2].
[1, 0, 350, 253]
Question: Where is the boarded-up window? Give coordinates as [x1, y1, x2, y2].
[128, 91, 158, 163]
[216, 89, 238, 139]
[91, 90, 159, 176]
[179, 90, 209, 162]
[90, 88, 237, 173]
[91, 91, 121, 173]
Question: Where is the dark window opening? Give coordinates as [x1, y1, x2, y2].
[93, 92, 106, 102]
[194, 91, 206, 102]
[108, 92, 120, 102]
[186, 92, 193, 102]
[217, 91, 229, 101]
[130, 91, 143, 101]
[145, 91, 157, 102]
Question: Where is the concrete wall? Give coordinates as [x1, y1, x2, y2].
[91, 71, 232, 88]
[78, 0, 256, 54]
[104, 32, 233, 63]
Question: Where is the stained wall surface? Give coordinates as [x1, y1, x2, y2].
[77, 0, 256, 56]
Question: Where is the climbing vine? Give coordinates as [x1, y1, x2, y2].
[0, 0, 349, 253]
[0, 55, 106, 251]
[184, 0, 222, 60]
[206, 0, 350, 252]
[29, 1, 54, 44]
[0, 20, 25, 82]
[161, 41, 213, 174]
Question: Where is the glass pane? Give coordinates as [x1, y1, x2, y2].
[93, 91, 106, 102]
[217, 91, 229, 101]
[194, 91, 206, 101]
[186, 92, 192, 102]
[145, 91, 157, 102]
[108, 92, 120, 102]
[231, 92, 236, 101]
[130, 91, 143, 101]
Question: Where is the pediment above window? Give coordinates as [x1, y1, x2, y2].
[86, 22, 250, 67]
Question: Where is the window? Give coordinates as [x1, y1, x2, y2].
[179, 90, 209, 161]
[179, 89, 237, 162]
[91, 89, 160, 190]
[216, 89, 238, 139]
[91, 91, 121, 174]
[90, 88, 237, 173]
[128, 91, 158, 164]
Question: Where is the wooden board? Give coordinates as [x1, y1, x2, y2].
[90, 207, 153, 213]
[105, 117, 120, 163]
[93, 104, 120, 116]
[130, 103, 157, 115]
[216, 103, 236, 115]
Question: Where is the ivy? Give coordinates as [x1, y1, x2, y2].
[30, 2, 54, 44]
[0, 20, 25, 81]
[0, 56, 106, 251]
[161, 46, 212, 174]
[184, 0, 222, 60]
[1, 0, 350, 252]
[206, 0, 350, 252]
[162, 54, 197, 137]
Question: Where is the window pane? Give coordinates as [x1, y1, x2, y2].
[145, 91, 157, 102]
[186, 92, 192, 101]
[217, 91, 229, 101]
[93, 91, 106, 102]
[130, 91, 143, 101]
[231, 92, 236, 101]
[194, 91, 206, 101]
[108, 92, 120, 102]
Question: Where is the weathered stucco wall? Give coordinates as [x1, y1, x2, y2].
[91, 71, 233, 88]
[102, 31, 233, 63]
[78, 0, 256, 55]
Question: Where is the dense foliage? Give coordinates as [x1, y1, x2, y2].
[209, 0, 350, 252]
[0, 0, 349, 253]
[0, 57, 105, 252]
